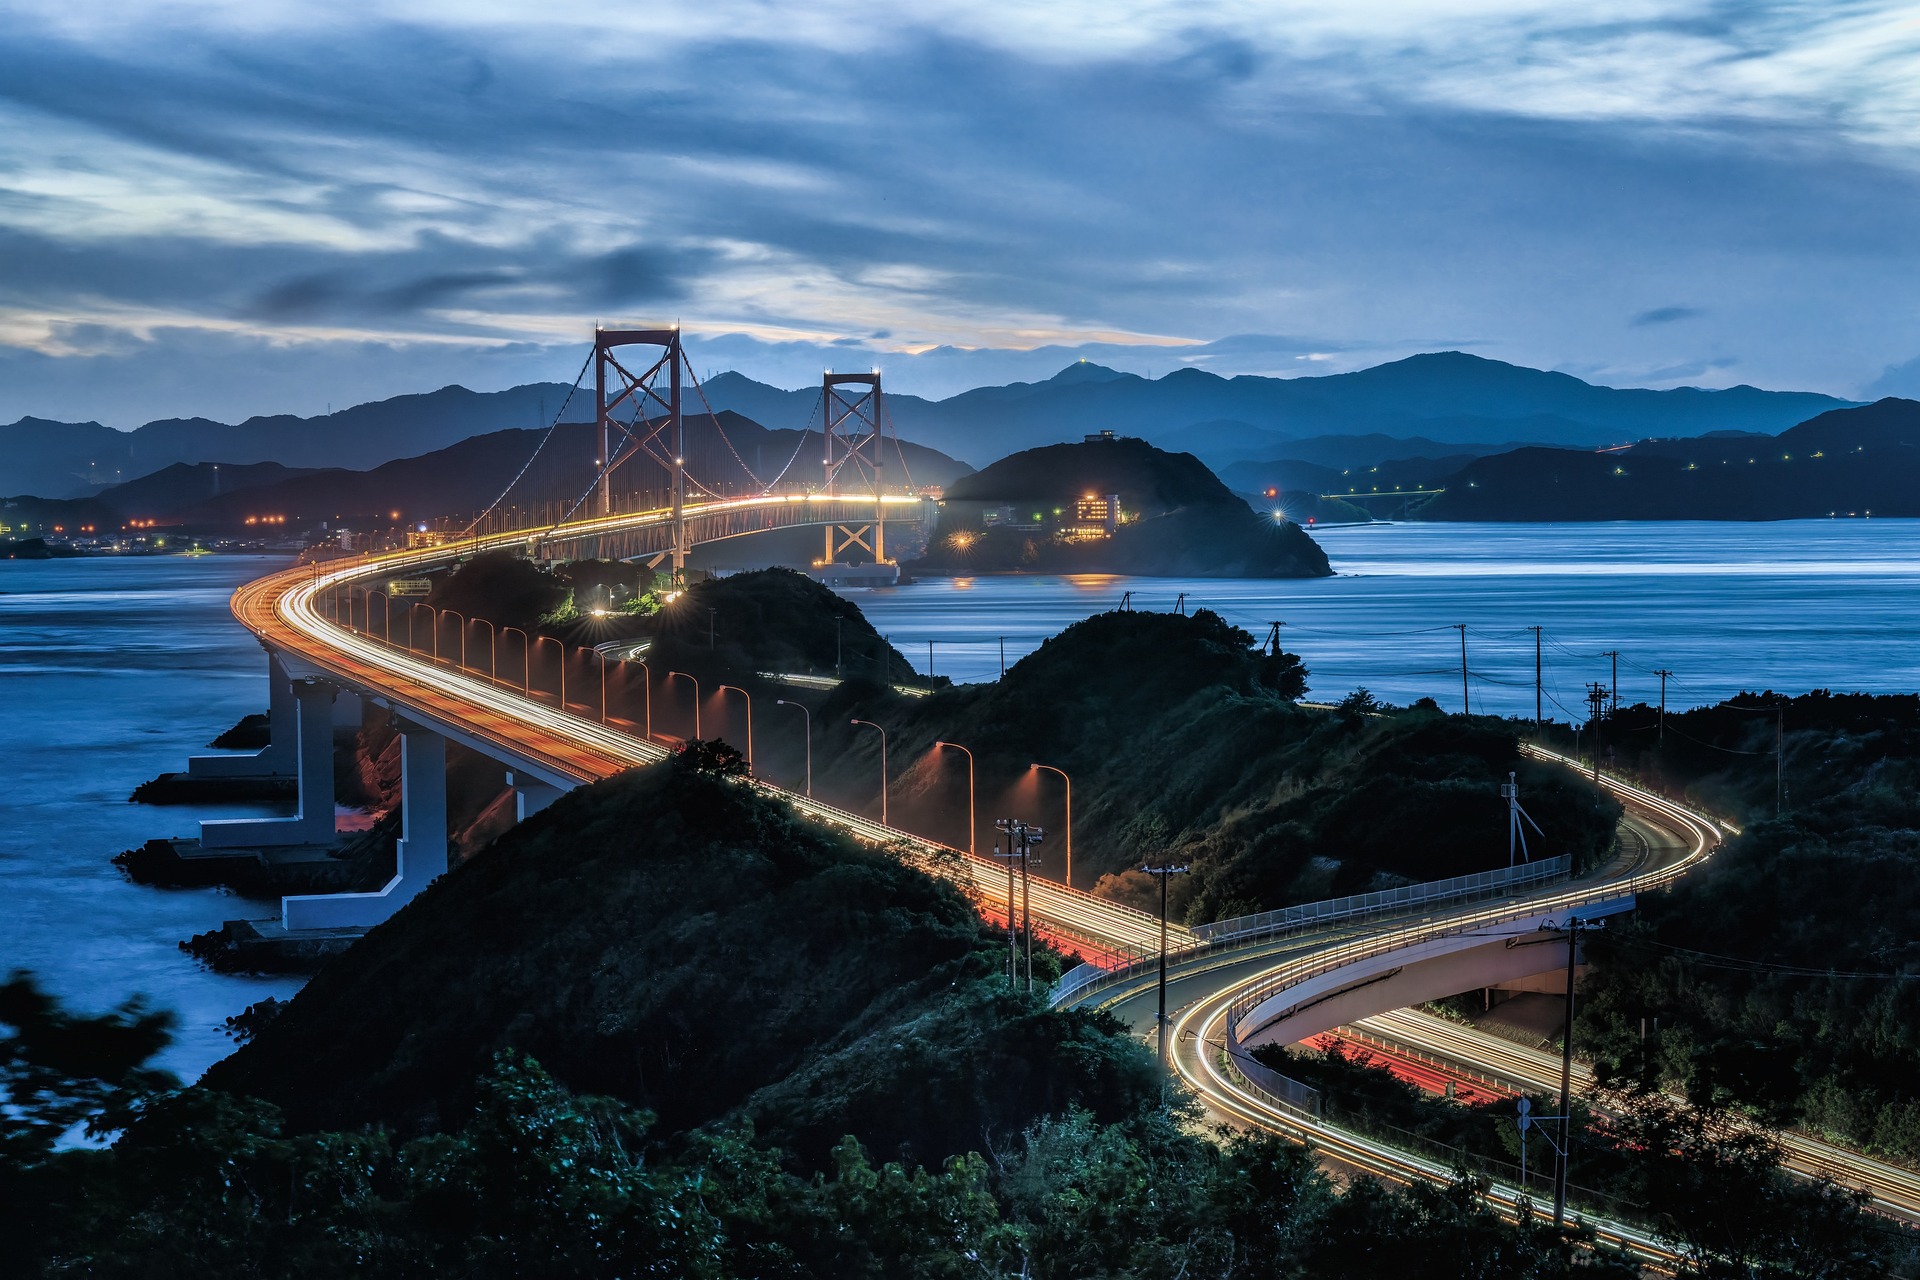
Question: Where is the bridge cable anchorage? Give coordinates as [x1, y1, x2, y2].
[461, 346, 594, 536]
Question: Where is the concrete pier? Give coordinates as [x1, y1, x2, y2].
[508, 770, 566, 821]
[187, 651, 297, 779]
[281, 724, 447, 930]
[200, 678, 338, 848]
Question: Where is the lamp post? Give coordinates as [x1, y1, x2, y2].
[634, 658, 652, 739]
[1141, 861, 1190, 1065]
[850, 719, 887, 825]
[934, 741, 975, 854]
[536, 636, 566, 708]
[472, 617, 495, 679]
[502, 627, 531, 694]
[441, 610, 467, 669]
[410, 603, 435, 659]
[717, 684, 753, 768]
[596, 651, 610, 722]
[776, 699, 812, 796]
[1030, 762, 1073, 888]
[669, 671, 700, 738]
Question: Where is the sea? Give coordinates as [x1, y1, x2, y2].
[5, 520, 1918, 1081]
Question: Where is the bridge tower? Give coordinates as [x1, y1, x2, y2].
[820, 371, 891, 567]
[594, 328, 686, 575]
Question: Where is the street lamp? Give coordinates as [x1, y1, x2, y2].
[536, 635, 566, 708]
[776, 699, 811, 796]
[1141, 861, 1191, 1065]
[850, 719, 887, 825]
[717, 684, 753, 768]
[933, 741, 975, 854]
[633, 658, 652, 739]
[668, 671, 700, 738]
[441, 610, 467, 669]
[471, 617, 495, 678]
[1030, 762, 1073, 888]
[502, 627, 531, 694]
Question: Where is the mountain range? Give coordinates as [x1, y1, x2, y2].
[1, 352, 1857, 499]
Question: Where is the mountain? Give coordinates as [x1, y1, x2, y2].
[0, 383, 576, 499]
[1419, 397, 1920, 521]
[699, 353, 1855, 468]
[99, 411, 970, 528]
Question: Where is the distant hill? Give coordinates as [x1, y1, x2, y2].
[53, 411, 961, 529]
[700, 352, 1855, 468]
[914, 435, 1330, 578]
[0, 383, 576, 498]
[1420, 397, 1920, 521]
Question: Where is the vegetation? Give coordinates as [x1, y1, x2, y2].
[1252, 1040, 1905, 1276]
[812, 607, 1619, 914]
[913, 436, 1332, 577]
[1567, 692, 1920, 1163]
[9, 759, 1662, 1279]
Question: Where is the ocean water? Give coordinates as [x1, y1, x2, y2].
[855, 520, 1920, 719]
[0, 555, 302, 1083]
[5, 521, 1918, 1082]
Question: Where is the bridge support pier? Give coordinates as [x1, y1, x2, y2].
[200, 677, 338, 848]
[507, 771, 565, 821]
[187, 650, 298, 779]
[281, 724, 447, 931]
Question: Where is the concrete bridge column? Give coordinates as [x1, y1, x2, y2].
[187, 649, 298, 779]
[200, 677, 338, 849]
[281, 724, 447, 931]
[507, 771, 566, 821]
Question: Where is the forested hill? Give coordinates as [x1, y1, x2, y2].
[915, 436, 1332, 577]
[1420, 396, 1920, 521]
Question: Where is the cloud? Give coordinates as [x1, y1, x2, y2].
[1865, 354, 1920, 401]
[1630, 305, 1704, 327]
[0, 3, 1917, 420]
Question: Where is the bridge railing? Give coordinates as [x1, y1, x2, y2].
[1193, 858, 1569, 943]
[1050, 856, 1573, 1009]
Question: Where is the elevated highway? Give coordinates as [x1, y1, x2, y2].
[215, 495, 1906, 1256]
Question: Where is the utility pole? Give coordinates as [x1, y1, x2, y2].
[998, 635, 1005, 678]
[1142, 861, 1190, 1064]
[835, 616, 843, 678]
[1601, 650, 1620, 713]
[1530, 626, 1543, 728]
[1265, 620, 1285, 658]
[708, 607, 717, 650]
[927, 639, 934, 682]
[995, 819, 1046, 991]
[1776, 706, 1785, 817]
[1503, 771, 1543, 867]
[1654, 669, 1672, 745]
[1545, 913, 1603, 1228]
[1585, 682, 1607, 782]
[1454, 623, 1470, 715]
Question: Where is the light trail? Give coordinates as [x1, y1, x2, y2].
[237, 498, 1179, 959]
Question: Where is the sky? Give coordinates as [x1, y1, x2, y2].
[2, 0, 1919, 427]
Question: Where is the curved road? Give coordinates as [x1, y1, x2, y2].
[236, 518, 1903, 1256]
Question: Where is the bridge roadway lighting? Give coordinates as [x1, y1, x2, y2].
[472, 617, 496, 679]
[1029, 764, 1073, 888]
[535, 635, 566, 709]
[441, 609, 467, 670]
[933, 741, 975, 854]
[850, 719, 887, 825]
[633, 658, 652, 739]
[669, 671, 701, 738]
[1140, 861, 1191, 1065]
[775, 699, 811, 796]
[502, 627, 532, 694]
[717, 685, 753, 768]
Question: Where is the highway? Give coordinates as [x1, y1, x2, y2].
[235, 500, 1179, 960]
[236, 507, 1896, 1257]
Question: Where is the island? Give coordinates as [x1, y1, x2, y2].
[907, 433, 1332, 577]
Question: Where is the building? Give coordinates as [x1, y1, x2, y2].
[1066, 492, 1121, 540]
